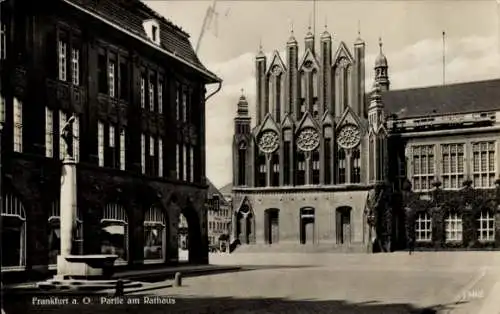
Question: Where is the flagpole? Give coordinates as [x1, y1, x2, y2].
[442, 31, 446, 85]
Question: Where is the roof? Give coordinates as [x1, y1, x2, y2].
[63, 0, 220, 83]
[381, 79, 500, 119]
[207, 179, 229, 206]
[219, 182, 233, 195]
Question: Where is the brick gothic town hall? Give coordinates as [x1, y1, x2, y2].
[230, 27, 500, 252]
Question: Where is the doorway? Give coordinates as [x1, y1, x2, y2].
[336, 207, 352, 244]
[300, 207, 315, 244]
[264, 208, 279, 244]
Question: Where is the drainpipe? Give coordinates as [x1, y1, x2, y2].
[205, 81, 222, 102]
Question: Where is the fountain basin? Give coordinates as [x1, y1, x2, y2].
[56, 254, 118, 280]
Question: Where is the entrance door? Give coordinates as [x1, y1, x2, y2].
[336, 207, 352, 244]
[300, 207, 315, 244]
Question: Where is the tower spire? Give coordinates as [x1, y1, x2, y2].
[379, 36, 383, 52]
[442, 31, 446, 85]
[313, 0, 316, 35]
[357, 20, 361, 36]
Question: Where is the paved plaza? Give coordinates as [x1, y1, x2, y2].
[3, 251, 500, 313]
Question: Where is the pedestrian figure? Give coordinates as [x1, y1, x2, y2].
[408, 237, 415, 255]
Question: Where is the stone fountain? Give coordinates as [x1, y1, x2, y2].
[37, 115, 141, 291]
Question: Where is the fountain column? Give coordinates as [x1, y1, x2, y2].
[59, 156, 77, 258]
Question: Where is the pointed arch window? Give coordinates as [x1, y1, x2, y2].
[334, 65, 342, 115]
[1, 194, 27, 269]
[101, 204, 129, 264]
[324, 137, 332, 184]
[312, 149, 320, 184]
[283, 138, 291, 185]
[369, 136, 375, 182]
[238, 142, 247, 186]
[300, 71, 307, 100]
[268, 74, 275, 118]
[312, 70, 318, 99]
[296, 151, 306, 185]
[351, 148, 361, 183]
[271, 152, 280, 187]
[257, 154, 266, 187]
[337, 149, 346, 184]
[144, 207, 167, 263]
[48, 200, 83, 268]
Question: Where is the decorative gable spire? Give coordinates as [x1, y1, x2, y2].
[237, 89, 249, 116]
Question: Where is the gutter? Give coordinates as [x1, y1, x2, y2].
[205, 81, 222, 101]
[61, 0, 221, 83]
[393, 125, 500, 138]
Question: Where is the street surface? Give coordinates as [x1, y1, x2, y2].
[3, 251, 500, 313]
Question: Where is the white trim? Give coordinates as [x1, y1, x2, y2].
[61, 0, 220, 82]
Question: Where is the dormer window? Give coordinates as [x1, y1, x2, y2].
[143, 19, 160, 45]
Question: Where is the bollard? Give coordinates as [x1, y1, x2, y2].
[115, 279, 124, 296]
[174, 272, 182, 287]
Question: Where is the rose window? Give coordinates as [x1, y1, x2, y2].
[337, 124, 361, 149]
[296, 128, 320, 152]
[258, 131, 279, 153]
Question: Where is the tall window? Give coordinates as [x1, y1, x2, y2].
[283, 141, 291, 185]
[312, 150, 320, 184]
[13, 98, 22, 153]
[472, 142, 496, 188]
[189, 146, 194, 182]
[0, 22, 6, 60]
[271, 153, 279, 186]
[477, 210, 495, 242]
[58, 39, 67, 81]
[175, 86, 180, 120]
[238, 143, 246, 186]
[176, 143, 180, 180]
[98, 121, 104, 166]
[71, 48, 80, 86]
[1, 194, 26, 269]
[141, 133, 146, 174]
[140, 76, 145, 108]
[351, 148, 361, 183]
[73, 115, 80, 162]
[158, 138, 163, 177]
[296, 152, 306, 185]
[59, 111, 67, 159]
[441, 144, 464, 189]
[415, 212, 432, 242]
[324, 139, 332, 184]
[144, 207, 166, 262]
[108, 61, 116, 98]
[257, 154, 266, 187]
[119, 129, 126, 170]
[183, 145, 187, 180]
[149, 80, 155, 111]
[158, 80, 163, 114]
[119, 61, 129, 101]
[445, 212, 462, 242]
[97, 53, 107, 94]
[149, 135, 155, 176]
[45, 107, 54, 158]
[337, 149, 346, 184]
[182, 90, 188, 122]
[101, 204, 128, 263]
[412, 145, 435, 192]
[108, 124, 116, 167]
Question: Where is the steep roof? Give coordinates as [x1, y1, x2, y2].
[63, 0, 220, 82]
[219, 182, 233, 195]
[207, 179, 229, 206]
[381, 79, 500, 119]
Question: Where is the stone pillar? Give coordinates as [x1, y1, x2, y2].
[241, 212, 248, 243]
[60, 156, 77, 257]
[231, 212, 238, 241]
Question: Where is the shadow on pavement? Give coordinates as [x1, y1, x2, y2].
[2, 293, 469, 314]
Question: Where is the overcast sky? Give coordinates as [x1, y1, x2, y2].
[144, 0, 500, 189]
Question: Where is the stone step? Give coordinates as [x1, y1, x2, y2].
[233, 243, 368, 254]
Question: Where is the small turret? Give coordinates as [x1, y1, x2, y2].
[374, 37, 390, 91]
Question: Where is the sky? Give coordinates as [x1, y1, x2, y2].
[144, 0, 500, 189]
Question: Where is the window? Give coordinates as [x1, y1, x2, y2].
[13, 98, 22, 153]
[257, 154, 266, 187]
[337, 149, 346, 184]
[412, 145, 435, 192]
[442, 144, 464, 189]
[108, 62, 116, 98]
[324, 139, 332, 184]
[144, 207, 166, 262]
[101, 204, 128, 263]
[415, 212, 432, 242]
[283, 141, 291, 185]
[351, 148, 361, 183]
[152, 25, 158, 42]
[182, 90, 187, 122]
[97, 53, 107, 94]
[71, 48, 80, 86]
[59, 111, 67, 159]
[0, 95, 5, 123]
[119, 129, 126, 170]
[45, 107, 54, 158]
[107, 124, 116, 167]
[176, 144, 180, 180]
[119, 61, 129, 101]
[58, 39, 67, 81]
[238, 143, 246, 186]
[0, 22, 6, 60]
[189, 146, 194, 182]
[149, 80, 154, 111]
[149, 136, 155, 156]
[175, 86, 180, 120]
[183, 145, 187, 180]
[477, 210, 495, 242]
[141, 133, 146, 174]
[312, 150, 320, 185]
[1, 194, 26, 269]
[296, 152, 306, 185]
[158, 138, 163, 177]
[140, 76, 145, 108]
[472, 142, 496, 188]
[158, 81, 163, 114]
[109, 125, 115, 148]
[98, 121, 104, 167]
[73, 115, 80, 162]
[271, 153, 279, 186]
[445, 212, 462, 242]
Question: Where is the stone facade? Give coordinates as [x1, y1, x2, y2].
[207, 180, 231, 250]
[0, 0, 220, 281]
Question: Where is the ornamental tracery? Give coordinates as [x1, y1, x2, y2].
[271, 65, 282, 76]
[296, 127, 320, 152]
[337, 124, 361, 149]
[258, 130, 279, 153]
